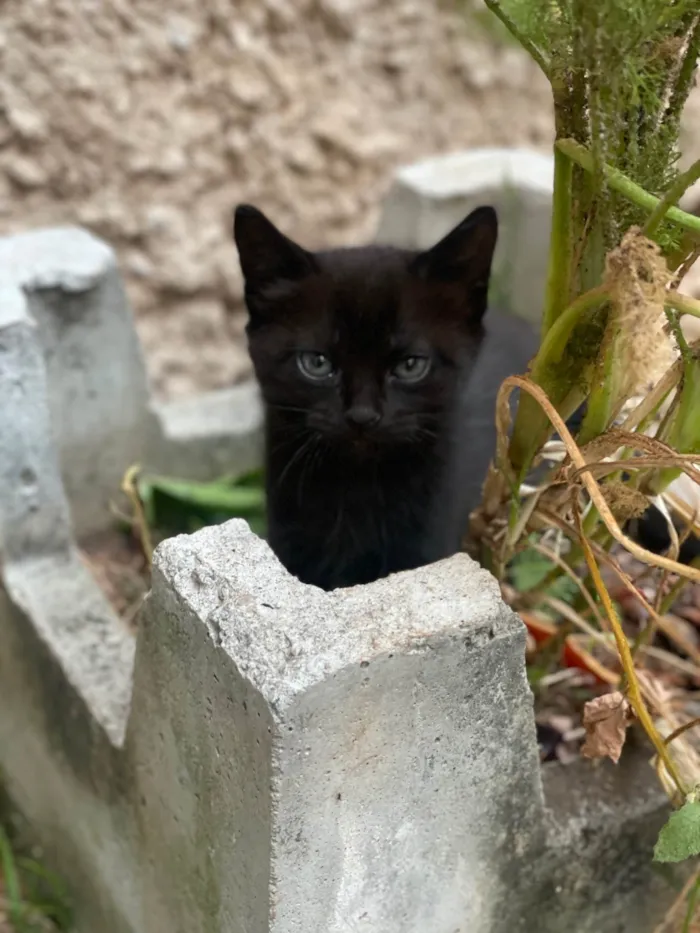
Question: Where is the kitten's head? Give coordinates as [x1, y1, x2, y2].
[233, 204, 497, 456]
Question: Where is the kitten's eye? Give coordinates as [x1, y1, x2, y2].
[297, 351, 334, 381]
[392, 356, 431, 382]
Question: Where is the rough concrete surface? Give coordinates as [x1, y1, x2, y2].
[532, 745, 688, 933]
[149, 381, 264, 480]
[0, 275, 135, 740]
[0, 225, 264, 533]
[0, 513, 686, 932]
[0, 292, 74, 560]
[137, 519, 545, 933]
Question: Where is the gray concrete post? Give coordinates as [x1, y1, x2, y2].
[0, 286, 74, 561]
[0, 226, 264, 536]
[376, 148, 554, 328]
[127, 519, 545, 933]
[0, 227, 153, 536]
[148, 381, 263, 481]
[0, 284, 135, 746]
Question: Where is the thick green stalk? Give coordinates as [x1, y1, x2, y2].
[577, 332, 621, 445]
[508, 288, 608, 476]
[642, 313, 700, 496]
[542, 146, 574, 336]
[536, 286, 608, 369]
[668, 291, 700, 320]
[557, 139, 700, 238]
[662, 15, 700, 144]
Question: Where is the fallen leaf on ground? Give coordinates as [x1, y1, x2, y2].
[581, 692, 633, 764]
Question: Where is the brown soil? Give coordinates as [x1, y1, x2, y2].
[79, 529, 150, 629]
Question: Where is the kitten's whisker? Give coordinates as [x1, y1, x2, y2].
[267, 403, 311, 415]
[296, 435, 323, 506]
[268, 427, 314, 458]
[274, 433, 316, 491]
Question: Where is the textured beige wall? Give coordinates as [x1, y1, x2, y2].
[0, 0, 698, 398]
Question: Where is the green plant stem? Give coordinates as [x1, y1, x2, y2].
[659, 553, 700, 617]
[645, 157, 700, 238]
[508, 287, 607, 476]
[578, 334, 620, 445]
[0, 826, 23, 927]
[667, 291, 700, 320]
[683, 872, 700, 933]
[542, 146, 574, 336]
[663, 14, 700, 145]
[556, 138, 700, 238]
[534, 286, 608, 371]
[482, 0, 550, 76]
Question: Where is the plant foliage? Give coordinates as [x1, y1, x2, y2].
[473, 0, 700, 902]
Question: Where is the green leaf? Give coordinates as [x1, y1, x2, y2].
[509, 545, 579, 605]
[135, 470, 267, 539]
[654, 801, 700, 863]
[142, 475, 264, 513]
[510, 547, 553, 592]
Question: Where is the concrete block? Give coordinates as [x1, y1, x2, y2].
[0, 518, 686, 933]
[0, 227, 152, 536]
[131, 520, 544, 933]
[147, 382, 263, 480]
[0, 287, 73, 561]
[376, 148, 554, 328]
[0, 225, 264, 537]
[0, 286, 135, 744]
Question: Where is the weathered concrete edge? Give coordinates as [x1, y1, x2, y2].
[390, 147, 554, 201]
[150, 519, 523, 712]
[147, 382, 264, 481]
[0, 225, 114, 294]
[0, 225, 263, 509]
[3, 554, 135, 746]
[0, 280, 135, 744]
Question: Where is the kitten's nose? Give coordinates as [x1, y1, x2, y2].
[345, 405, 381, 427]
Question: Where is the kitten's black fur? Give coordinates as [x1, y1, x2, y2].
[234, 203, 538, 590]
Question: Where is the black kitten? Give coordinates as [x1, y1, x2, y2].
[234, 204, 537, 590]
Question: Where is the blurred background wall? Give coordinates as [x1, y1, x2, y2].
[0, 0, 698, 399]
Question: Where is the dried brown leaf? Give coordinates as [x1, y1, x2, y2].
[581, 692, 633, 764]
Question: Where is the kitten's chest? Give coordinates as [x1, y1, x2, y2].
[275, 463, 431, 534]
[267, 453, 440, 587]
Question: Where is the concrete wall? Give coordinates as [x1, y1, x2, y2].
[0, 511, 684, 933]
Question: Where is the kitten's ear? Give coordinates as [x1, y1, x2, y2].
[411, 206, 498, 322]
[233, 204, 315, 293]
